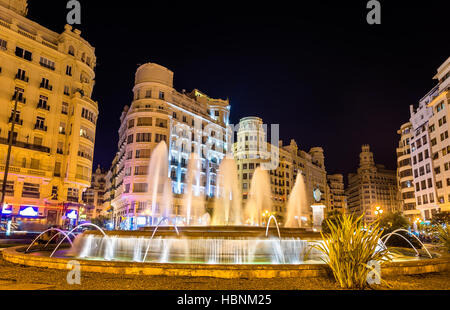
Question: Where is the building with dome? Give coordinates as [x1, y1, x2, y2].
[108, 63, 231, 229]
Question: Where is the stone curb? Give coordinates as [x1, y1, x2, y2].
[2, 246, 449, 279]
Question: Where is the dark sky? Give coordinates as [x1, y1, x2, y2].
[26, 0, 450, 177]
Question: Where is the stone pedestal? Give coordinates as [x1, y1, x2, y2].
[311, 204, 326, 231]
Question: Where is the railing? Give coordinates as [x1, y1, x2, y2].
[0, 137, 50, 153]
[15, 73, 29, 82]
[18, 29, 36, 41]
[34, 124, 48, 131]
[39, 61, 55, 70]
[12, 94, 26, 103]
[8, 117, 23, 125]
[37, 103, 50, 111]
[39, 83, 53, 91]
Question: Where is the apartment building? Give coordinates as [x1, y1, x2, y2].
[110, 63, 231, 229]
[326, 174, 347, 214]
[346, 145, 400, 222]
[396, 122, 419, 222]
[233, 117, 328, 225]
[81, 165, 107, 221]
[427, 57, 450, 218]
[0, 1, 98, 228]
[408, 86, 440, 221]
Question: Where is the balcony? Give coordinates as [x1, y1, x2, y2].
[0, 137, 50, 153]
[34, 124, 48, 132]
[15, 73, 29, 83]
[39, 82, 53, 91]
[11, 94, 26, 104]
[39, 61, 55, 71]
[37, 102, 50, 111]
[8, 116, 23, 125]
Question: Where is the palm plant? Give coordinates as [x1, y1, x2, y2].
[435, 223, 450, 253]
[313, 214, 391, 289]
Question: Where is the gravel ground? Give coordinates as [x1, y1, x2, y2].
[0, 255, 449, 290]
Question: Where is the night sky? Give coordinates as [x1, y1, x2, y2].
[26, 0, 450, 178]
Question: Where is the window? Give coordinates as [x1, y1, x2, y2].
[137, 117, 152, 126]
[136, 149, 151, 159]
[33, 136, 42, 146]
[61, 102, 69, 115]
[66, 65, 72, 76]
[133, 183, 148, 193]
[22, 182, 40, 198]
[64, 86, 70, 96]
[136, 133, 151, 142]
[145, 90, 151, 98]
[155, 134, 166, 143]
[68, 46, 75, 56]
[15, 46, 32, 61]
[429, 124, 435, 133]
[159, 91, 165, 100]
[40, 56, 55, 70]
[40, 78, 51, 90]
[16, 68, 28, 82]
[128, 119, 135, 129]
[54, 162, 61, 177]
[127, 134, 134, 144]
[134, 166, 148, 176]
[0, 38, 7, 50]
[81, 108, 96, 124]
[35, 117, 46, 130]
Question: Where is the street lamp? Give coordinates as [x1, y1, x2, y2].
[374, 205, 383, 217]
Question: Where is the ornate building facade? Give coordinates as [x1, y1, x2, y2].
[109, 63, 231, 229]
[0, 1, 98, 228]
[233, 117, 328, 226]
[326, 174, 347, 214]
[346, 145, 400, 222]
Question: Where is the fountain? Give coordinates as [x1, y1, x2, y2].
[12, 141, 439, 277]
[211, 155, 242, 226]
[181, 153, 206, 225]
[147, 141, 171, 225]
[244, 168, 272, 226]
[285, 173, 309, 228]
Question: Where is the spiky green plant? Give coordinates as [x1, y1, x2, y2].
[435, 223, 450, 253]
[313, 214, 391, 289]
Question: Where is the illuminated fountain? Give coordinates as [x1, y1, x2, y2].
[19, 141, 436, 268]
[244, 168, 272, 226]
[147, 141, 172, 225]
[181, 153, 206, 226]
[211, 155, 242, 226]
[285, 173, 309, 228]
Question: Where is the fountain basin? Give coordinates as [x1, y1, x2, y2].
[2, 245, 449, 279]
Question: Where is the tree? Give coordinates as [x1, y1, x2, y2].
[379, 212, 420, 248]
[91, 215, 110, 229]
[431, 212, 450, 226]
[379, 211, 409, 231]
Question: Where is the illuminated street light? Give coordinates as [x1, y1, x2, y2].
[374, 205, 383, 217]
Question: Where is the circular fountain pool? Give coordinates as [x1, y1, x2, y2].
[3, 226, 447, 279]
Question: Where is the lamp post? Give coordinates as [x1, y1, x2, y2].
[374, 205, 383, 218]
[0, 96, 19, 225]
